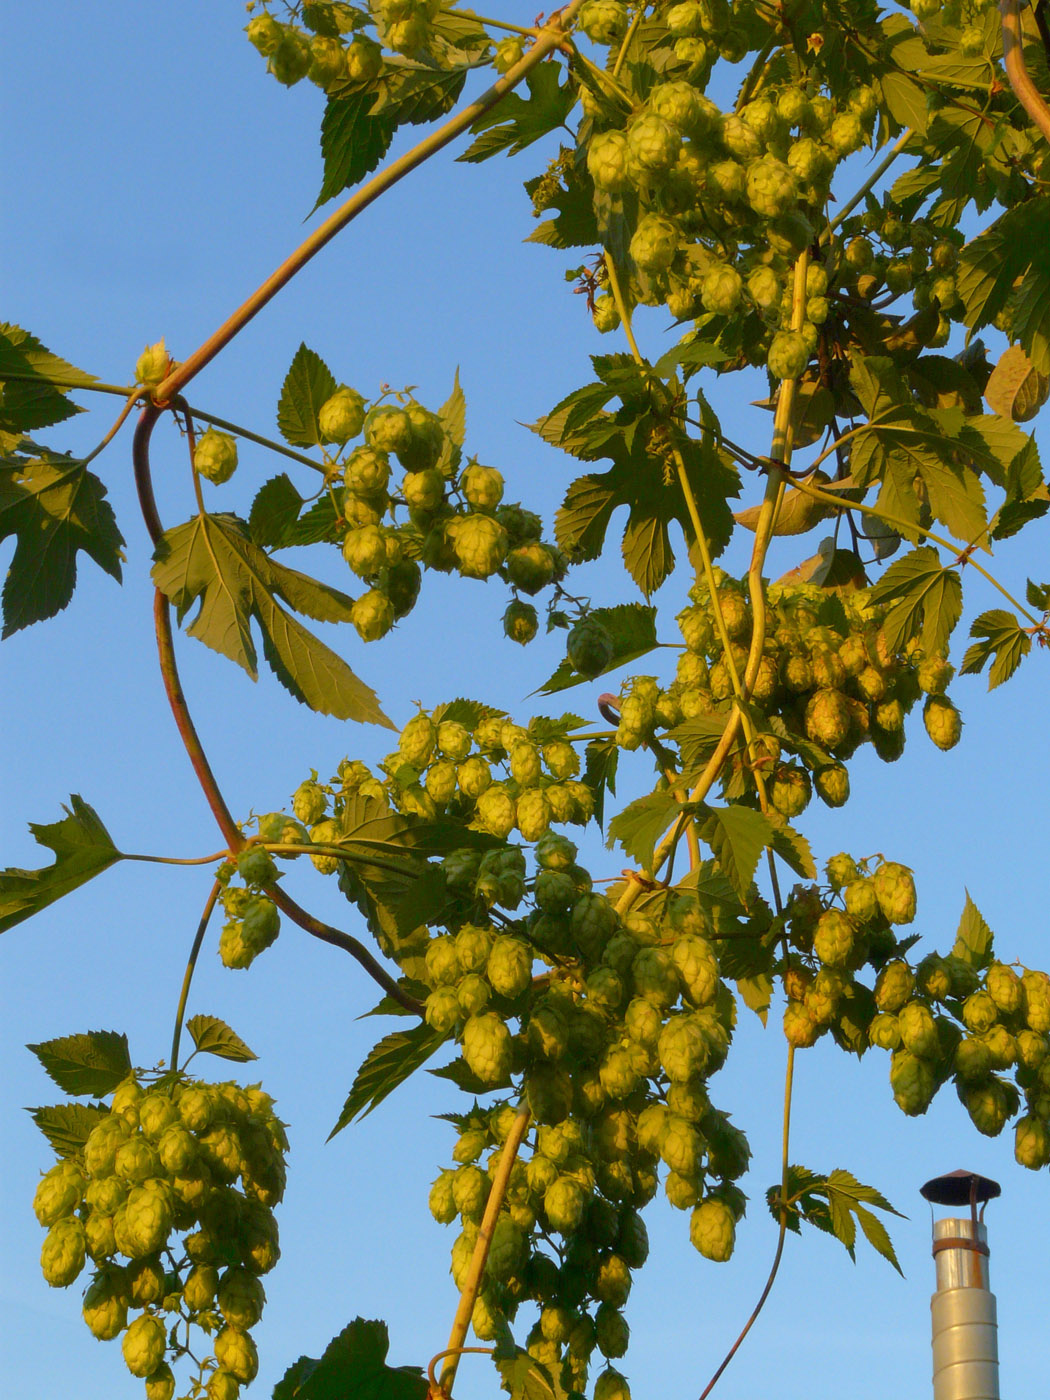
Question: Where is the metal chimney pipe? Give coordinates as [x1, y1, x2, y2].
[920, 1171, 1001, 1400]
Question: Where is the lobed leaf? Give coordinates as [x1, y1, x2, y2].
[0, 795, 121, 935]
[329, 1022, 446, 1138]
[27, 1030, 131, 1097]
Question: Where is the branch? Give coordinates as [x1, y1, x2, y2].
[1001, 0, 1050, 143]
[153, 2, 586, 403]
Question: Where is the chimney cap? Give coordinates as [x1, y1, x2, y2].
[920, 1169, 1001, 1206]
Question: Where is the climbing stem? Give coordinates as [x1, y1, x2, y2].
[1002, 0, 1050, 142]
[439, 1107, 532, 1395]
[171, 880, 222, 1073]
[604, 251, 644, 363]
[154, 2, 586, 403]
[697, 1044, 796, 1400]
[821, 127, 914, 241]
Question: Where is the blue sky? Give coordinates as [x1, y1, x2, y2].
[2, 6, 1050, 1400]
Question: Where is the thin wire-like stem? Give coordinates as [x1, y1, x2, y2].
[604, 251, 644, 362]
[611, 4, 645, 78]
[153, 2, 586, 403]
[124, 850, 232, 867]
[186, 405, 327, 474]
[441, 7, 537, 36]
[821, 127, 914, 240]
[439, 1107, 532, 1395]
[697, 1044, 796, 1400]
[171, 879, 222, 1072]
[82, 388, 142, 467]
[428, 1349, 494, 1393]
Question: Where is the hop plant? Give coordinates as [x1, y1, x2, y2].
[462, 1014, 513, 1085]
[194, 430, 238, 485]
[689, 1198, 735, 1261]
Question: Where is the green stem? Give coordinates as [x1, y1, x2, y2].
[440, 7, 537, 36]
[187, 405, 327, 474]
[0, 371, 136, 397]
[603, 251, 644, 362]
[792, 478, 1044, 626]
[696, 1044, 795, 1400]
[124, 850, 231, 867]
[171, 880, 222, 1072]
[82, 389, 141, 467]
[821, 127, 914, 241]
[611, 3, 645, 79]
[154, 1, 587, 403]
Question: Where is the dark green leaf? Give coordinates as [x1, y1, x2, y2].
[990, 438, 1049, 541]
[526, 169, 600, 249]
[152, 512, 391, 725]
[0, 323, 96, 440]
[277, 345, 339, 448]
[27, 1030, 131, 1096]
[28, 1102, 108, 1159]
[273, 1317, 428, 1400]
[436, 369, 465, 478]
[959, 609, 1030, 689]
[652, 339, 730, 380]
[1011, 259, 1050, 376]
[316, 94, 395, 209]
[430, 1054, 507, 1093]
[249, 474, 304, 548]
[583, 736, 618, 830]
[538, 603, 658, 693]
[606, 789, 680, 871]
[0, 447, 123, 635]
[951, 891, 994, 969]
[0, 795, 121, 935]
[329, 1022, 446, 1138]
[957, 198, 1050, 332]
[701, 805, 773, 901]
[371, 66, 467, 127]
[769, 822, 816, 880]
[667, 713, 728, 777]
[867, 546, 962, 656]
[186, 1015, 258, 1063]
[458, 63, 575, 163]
[854, 1203, 904, 1274]
[495, 1349, 571, 1400]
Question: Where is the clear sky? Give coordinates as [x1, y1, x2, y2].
[2, 6, 1049, 1400]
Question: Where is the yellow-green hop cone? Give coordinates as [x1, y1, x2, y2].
[461, 1013, 512, 1085]
[122, 1314, 167, 1378]
[82, 1269, 129, 1339]
[872, 861, 916, 925]
[897, 1001, 940, 1058]
[183, 1263, 219, 1312]
[594, 1368, 631, 1400]
[814, 764, 850, 807]
[145, 1363, 176, 1400]
[207, 1370, 242, 1400]
[517, 788, 552, 843]
[450, 514, 508, 579]
[889, 1049, 936, 1116]
[33, 1160, 85, 1226]
[689, 1197, 735, 1261]
[128, 1255, 167, 1306]
[246, 14, 283, 55]
[476, 783, 517, 838]
[487, 936, 532, 998]
[194, 430, 238, 485]
[1015, 1115, 1050, 1169]
[544, 1176, 586, 1233]
[428, 1170, 457, 1224]
[566, 619, 613, 679]
[136, 339, 170, 389]
[1023, 969, 1050, 1032]
[874, 960, 914, 1013]
[215, 1327, 259, 1384]
[924, 695, 962, 750]
[351, 589, 395, 642]
[767, 330, 809, 380]
[40, 1216, 87, 1287]
[987, 962, 1024, 1015]
[869, 1012, 901, 1051]
[85, 1114, 129, 1176]
[365, 405, 413, 455]
[813, 909, 855, 968]
[460, 461, 504, 509]
[963, 1078, 1011, 1137]
[217, 1266, 265, 1330]
[318, 386, 366, 445]
[844, 877, 880, 923]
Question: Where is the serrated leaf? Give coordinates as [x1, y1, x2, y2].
[186, 1015, 257, 1063]
[606, 789, 681, 871]
[957, 198, 1050, 331]
[701, 805, 772, 901]
[27, 1030, 131, 1096]
[371, 65, 467, 127]
[329, 1022, 445, 1138]
[249, 474, 304, 548]
[0, 323, 96, 437]
[457, 63, 575, 163]
[736, 972, 772, 1022]
[538, 603, 658, 694]
[868, 546, 962, 656]
[152, 512, 391, 724]
[583, 736, 618, 830]
[668, 713, 729, 777]
[495, 1350, 571, 1400]
[769, 822, 816, 880]
[990, 438, 1049, 541]
[430, 1055, 504, 1093]
[315, 93, 395, 209]
[855, 1203, 904, 1275]
[436, 369, 465, 477]
[0, 446, 124, 635]
[272, 1317, 428, 1400]
[958, 609, 1030, 689]
[277, 345, 339, 448]
[951, 891, 994, 969]
[28, 1102, 108, 1159]
[0, 795, 121, 934]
